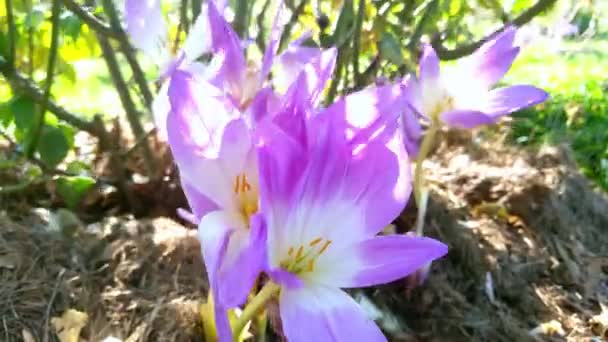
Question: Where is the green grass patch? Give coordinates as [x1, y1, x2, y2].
[506, 38, 608, 191]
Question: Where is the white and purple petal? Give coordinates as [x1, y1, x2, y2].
[280, 285, 386, 342]
[125, 0, 168, 60]
[479, 85, 549, 117]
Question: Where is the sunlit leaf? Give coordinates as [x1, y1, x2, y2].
[24, 9, 45, 30]
[379, 32, 403, 66]
[37, 125, 70, 166]
[0, 102, 12, 127]
[56, 176, 96, 209]
[11, 96, 36, 132]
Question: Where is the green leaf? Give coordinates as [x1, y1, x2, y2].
[60, 12, 82, 41]
[0, 102, 12, 127]
[37, 126, 70, 166]
[56, 176, 96, 209]
[11, 96, 36, 131]
[379, 33, 404, 66]
[24, 9, 45, 30]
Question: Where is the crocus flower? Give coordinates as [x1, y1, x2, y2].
[407, 26, 549, 129]
[253, 76, 448, 341]
[164, 11, 338, 340]
[125, 0, 226, 139]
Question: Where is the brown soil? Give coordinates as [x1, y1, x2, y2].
[1, 129, 607, 341]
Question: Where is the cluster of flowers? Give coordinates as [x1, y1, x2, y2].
[126, 1, 548, 340]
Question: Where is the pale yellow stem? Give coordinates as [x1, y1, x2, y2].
[232, 282, 281, 341]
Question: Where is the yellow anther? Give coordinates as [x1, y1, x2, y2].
[288, 246, 294, 256]
[318, 240, 332, 255]
[309, 237, 323, 246]
[307, 259, 315, 272]
[295, 246, 304, 260]
[234, 174, 252, 194]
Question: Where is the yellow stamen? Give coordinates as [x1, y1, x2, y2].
[307, 259, 315, 272]
[288, 246, 294, 256]
[309, 237, 323, 246]
[295, 245, 304, 260]
[234, 174, 252, 194]
[318, 240, 332, 255]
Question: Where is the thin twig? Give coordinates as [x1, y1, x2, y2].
[180, 0, 190, 33]
[191, 0, 202, 20]
[352, 0, 365, 87]
[431, 0, 557, 60]
[0, 66, 101, 135]
[407, 0, 439, 54]
[278, 0, 308, 51]
[26, 0, 34, 75]
[26, 0, 62, 157]
[97, 34, 156, 177]
[5, 0, 16, 69]
[255, 0, 273, 53]
[100, 0, 154, 109]
[233, 0, 252, 38]
[43, 268, 65, 342]
[121, 128, 156, 158]
[61, 0, 120, 39]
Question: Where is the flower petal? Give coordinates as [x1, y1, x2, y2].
[208, 0, 246, 89]
[316, 235, 447, 288]
[198, 211, 233, 296]
[321, 83, 407, 146]
[215, 213, 267, 307]
[259, 108, 409, 267]
[152, 81, 170, 140]
[181, 180, 219, 224]
[125, 0, 168, 60]
[182, 5, 212, 62]
[198, 211, 265, 308]
[259, 1, 285, 83]
[480, 85, 549, 117]
[280, 285, 386, 342]
[440, 110, 495, 129]
[419, 44, 440, 82]
[475, 47, 520, 89]
[281, 47, 337, 105]
[167, 71, 256, 210]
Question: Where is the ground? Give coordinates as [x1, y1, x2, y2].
[1, 127, 608, 341]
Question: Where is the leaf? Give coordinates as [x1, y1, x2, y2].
[51, 309, 89, 342]
[0, 102, 11, 127]
[24, 9, 45, 30]
[37, 126, 70, 167]
[379, 33, 404, 66]
[60, 13, 83, 41]
[56, 176, 96, 209]
[11, 96, 36, 132]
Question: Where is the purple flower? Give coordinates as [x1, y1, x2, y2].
[163, 13, 338, 339]
[125, 0, 224, 139]
[407, 27, 549, 129]
[254, 81, 448, 341]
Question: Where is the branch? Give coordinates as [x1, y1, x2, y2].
[5, 0, 16, 69]
[408, 0, 439, 54]
[100, 0, 154, 109]
[26, 0, 62, 157]
[97, 34, 156, 176]
[0, 64, 101, 135]
[61, 0, 120, 40]
[352, 0, 364, 87]
[431, 0, 557, 60]
[279, 0, 307, 51]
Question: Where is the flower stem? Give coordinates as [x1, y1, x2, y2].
[232, 282, 280, 341]
[413, 122, 438, 236]
[414, 123, 438, 204]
